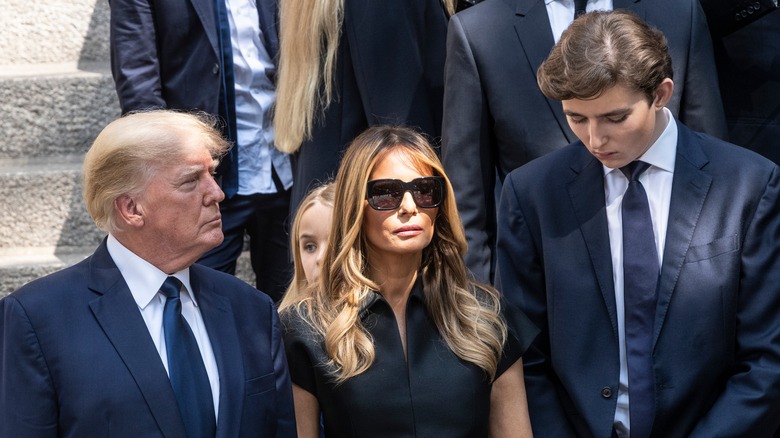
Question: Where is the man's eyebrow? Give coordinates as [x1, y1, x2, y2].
[176, 164, 206, 180]
[564, 107, 632, 118]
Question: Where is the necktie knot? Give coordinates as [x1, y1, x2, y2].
[160, 276, 182, 300]
[621, 161, 651, 182]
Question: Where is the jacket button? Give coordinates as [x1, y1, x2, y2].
[601, 387, 613, 398]
[212, 63, 220, 75]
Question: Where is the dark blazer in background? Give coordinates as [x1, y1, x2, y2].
[700, 0, 780, 164]
[496, 122, 780, 436]
[699, 0, 778, 35]
[109, 0, 280, 196]
[442, 0, 727, 283]
[0, 241, 296, 437]
[289, 0, 449, 210]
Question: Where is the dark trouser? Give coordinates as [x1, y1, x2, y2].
[198, 190, 292, 302]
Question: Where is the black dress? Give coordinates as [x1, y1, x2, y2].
[281, 278, 537, 437]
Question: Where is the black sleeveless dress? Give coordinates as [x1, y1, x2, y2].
[281, 278, 537, 437]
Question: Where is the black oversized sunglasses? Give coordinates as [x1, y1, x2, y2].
[366, 176, 445, 210]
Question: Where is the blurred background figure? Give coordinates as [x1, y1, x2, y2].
[279, 182, 335, 310]
[274, 0, 456, 211]
[699, 0, 780, 163]
[280, 125, 538, 438]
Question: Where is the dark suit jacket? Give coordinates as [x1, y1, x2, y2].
[289, 0, 449, 210]
[699, 0, 779, 35]
[699, 1, 780, 163]
[0, 241, 296, 437]
[442, 0, 728, 283]
[109, 0, 280, 197]
[496, 121, 780, 437]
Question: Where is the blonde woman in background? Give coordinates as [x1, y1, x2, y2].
[279, 183, 335, 310]
[274, 0, 455, 211]
[280, 125, 537, 437]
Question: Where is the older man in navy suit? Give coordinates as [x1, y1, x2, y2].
[496, 11, 780, 437]
[0, 111, 296, 437]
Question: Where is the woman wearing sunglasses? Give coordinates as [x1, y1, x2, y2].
[280, 125, 537, 437]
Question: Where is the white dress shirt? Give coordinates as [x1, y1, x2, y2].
[225, 0, 293, 195]
[106, 234, 221, 419]
[546, 0, 613, 43]
[604, 108, 677, 436]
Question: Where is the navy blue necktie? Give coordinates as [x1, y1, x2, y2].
[620, 161, 658, 438]
[574, 0, 588, 17]
[161, 277, 216, 438]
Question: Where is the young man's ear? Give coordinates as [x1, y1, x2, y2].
[653, 78, 675, 109]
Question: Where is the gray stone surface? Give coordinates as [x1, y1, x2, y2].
[0, 64, 119, 159]
[0, 0, 110, 65]
[0, 155, 104, 248]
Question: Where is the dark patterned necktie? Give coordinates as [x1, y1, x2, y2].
[620, 161, 658, 438]
[161, 276, 216, 438]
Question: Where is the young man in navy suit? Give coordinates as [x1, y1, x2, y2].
[0, 111, 296, 437]
[442, 0, 727, 284]
[496, 11, 780, 437]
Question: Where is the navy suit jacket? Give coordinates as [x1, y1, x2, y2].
[442, 0, 728, 283]
[0, 241, 296, 437]
[496, 121, 780, 437]
[109, 0, 279, 197]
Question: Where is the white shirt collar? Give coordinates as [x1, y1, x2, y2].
[106, 234, 194, 310]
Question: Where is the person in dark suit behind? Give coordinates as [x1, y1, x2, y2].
[496, 10, 780, 437]
[699, 0, 780, 164]
[110, 0, 293, 301]
[442, 0, 728, 283]
[273, 0, 456, 211]
[0, 111, 296, 437]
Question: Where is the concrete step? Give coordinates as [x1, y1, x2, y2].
[0, 155, 104, 249]
[1, 0, 110, 65]
[0, 62, 120, 159]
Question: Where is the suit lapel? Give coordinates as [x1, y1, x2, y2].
[653, 123, 711, 346]
[256, 0, 279, 60]
[190, 0, 221, 56]
[87, 242, 186, 437]
[513, 0, 575, 143]
[191, 268, 244, 438]
[566, 147, 620, 338]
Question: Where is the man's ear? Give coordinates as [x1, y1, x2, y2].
[114, 194, 145, 229]
[653, 78, 674, 109]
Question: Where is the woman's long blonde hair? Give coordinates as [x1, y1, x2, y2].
[281, 125, 507, 383]
[273, 0, 456, 153]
